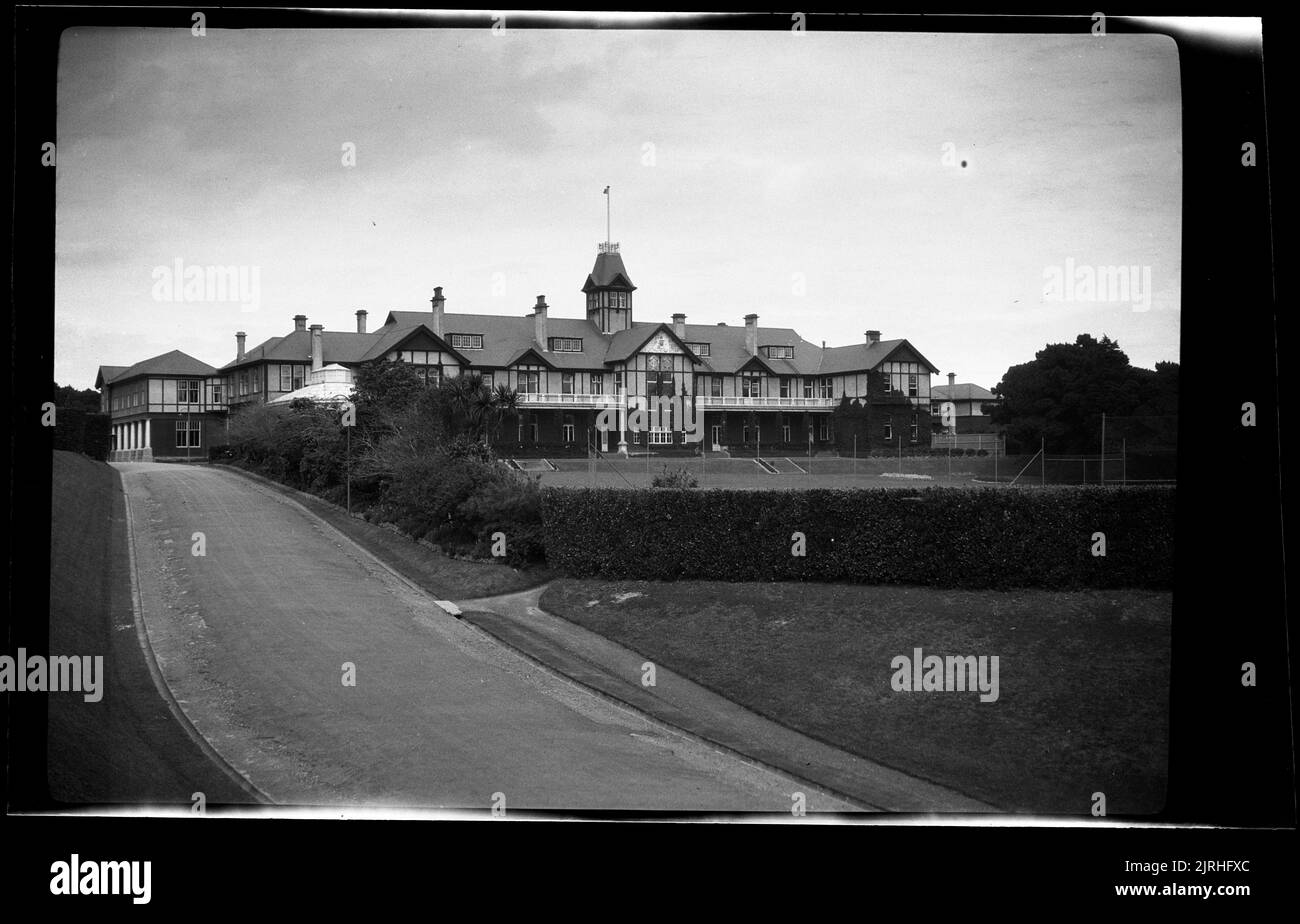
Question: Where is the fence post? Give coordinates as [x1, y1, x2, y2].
[1101, 412, 1106, 486]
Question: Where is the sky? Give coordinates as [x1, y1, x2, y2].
[55, 26, 1182, 390]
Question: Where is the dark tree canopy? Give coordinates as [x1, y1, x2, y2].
[990, 334, 1178, 453]
[53, 382, 102, 414]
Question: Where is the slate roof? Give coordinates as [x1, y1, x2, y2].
[95, 365, 130, 388]
[582, 251, 635, 291]
[932, 382, 997, 401]
[220, 330, 379, 370]
[99, 351, 217, 384]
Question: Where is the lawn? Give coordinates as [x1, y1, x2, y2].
[540, 578, 1171, 814]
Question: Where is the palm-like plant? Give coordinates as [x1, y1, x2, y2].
[486, 383, 520, 446]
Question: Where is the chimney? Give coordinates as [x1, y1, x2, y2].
[356, 309, 368, 334]
[293, 314, 307, 332]
[672, 313, 686, 338]
[865, 329, 881, 348]
[235, 331, 246, 361]
[310, 324, 323, 372]
[430, 286, 445, 337]
[534, 295, 548, 349]
[744, 313, 758, 355]
[948, 372, 956, 387]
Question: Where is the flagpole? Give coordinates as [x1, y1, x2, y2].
[605, 186, 611, 244]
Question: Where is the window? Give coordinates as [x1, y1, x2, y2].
[239, 372, 249, 397]
[178, 380, 200, 403]
[883, 417, 892, 440]
[908, 374, 918, 398]
[562, 423, 575, 443]
[591, 373, 603, 395]
[519, 370, 540, 394]
[649, 429, 673, 444]
[780, 377, 791, 398]
[910, 413, 919, 442]
[562, 372, 575, 395]
[280, 365, 293, 392]
[550, 337, 583, 352]
[210, 384, 224, 405]
[781, 417, 791, 442]
[819, 420, 829, 441]
[252, 370, 260, 393]
[529, 422, 539, 443]
[632, 430, 641, 444]
[764, 345, 794, 360]
[803, 379, 814, 399]
[687, 342, 711, 357]
[711, 376, 723, 398]
[819, 378, 833, 399]
[614, 371, 624, 392]
[741, 375, 762, 398]
[449, 334, 483, 350]
[743, 424, 760, 443]
[175, 420, 201, 448]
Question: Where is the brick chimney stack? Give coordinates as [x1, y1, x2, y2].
[948, 372, 956, 387]
[534, 295, 548, 349]
[356, 310, 368, 334]
[672, 313, 686, 338]
[293, 314, 307, 332]
[744, 314, 759, 355]
[236, 331, 246, 361]
[310, 324, 324, 372]
[430, 286, 445, 337]
[865, 329, 881, 348]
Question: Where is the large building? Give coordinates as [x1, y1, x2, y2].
[98, 242, 941, 460]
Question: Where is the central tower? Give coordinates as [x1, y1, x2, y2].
[583, 241, 635, 334]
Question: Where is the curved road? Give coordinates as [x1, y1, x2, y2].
[118, 462, 857, 813]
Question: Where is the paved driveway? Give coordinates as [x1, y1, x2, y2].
[118, 463, 857, 813]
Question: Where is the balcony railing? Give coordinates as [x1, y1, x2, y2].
[695, 395, 836, 409]
[516, 392, 623, 409]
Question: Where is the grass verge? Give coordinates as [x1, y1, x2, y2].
[540, 578, 1170, 814]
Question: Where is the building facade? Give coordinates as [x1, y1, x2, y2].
[98, 243, 942, 457]
[96, 351, 227, 462]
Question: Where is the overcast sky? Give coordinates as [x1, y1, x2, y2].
[55, 26, 1181, 390]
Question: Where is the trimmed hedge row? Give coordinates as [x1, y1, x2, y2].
[52, 408, 111, 461]
[541, 486, 1175, 589]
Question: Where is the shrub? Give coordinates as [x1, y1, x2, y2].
[651, 465, 699, 489]
[541, 486, 1175, 590]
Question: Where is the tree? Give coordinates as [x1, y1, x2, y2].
[53, 382, 101, 413]
[989, 334, 1178, 453]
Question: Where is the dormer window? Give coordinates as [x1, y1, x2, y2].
[549, 337, 583, 352]
[449, 334, 483, 350]
[686, 342, 711, 357]
[762, 345, 794, 360]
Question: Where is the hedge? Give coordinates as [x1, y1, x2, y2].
[51, 408, 111, 461]
[541, 486, 1175, 589]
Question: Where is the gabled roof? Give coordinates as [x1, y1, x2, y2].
[582, 251, 636, 292]
[100, 351, 217, 384]
[95, 365, 129, 388]
[385, 311, 610, 370]
[816, 339, 940, 376]
[601, 322, 702, 365]
[932, 382, 997, 401]
[356, 322, 470, 366]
